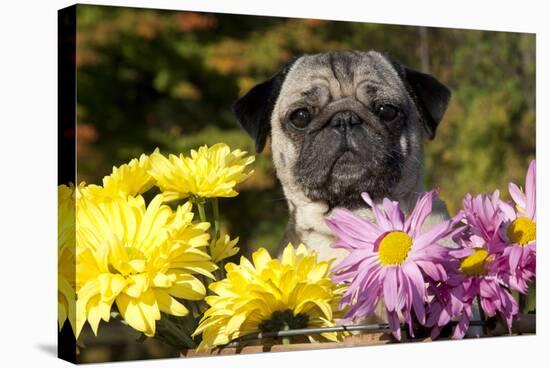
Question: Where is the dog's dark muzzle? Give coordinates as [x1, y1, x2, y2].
[329, 110, 362, 134]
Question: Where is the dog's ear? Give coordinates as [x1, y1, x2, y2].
[233, 58, 298, 152]
[387, 56, 451, 139]
[404, 68, 451, 139]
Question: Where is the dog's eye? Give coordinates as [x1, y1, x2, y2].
[376, 104, 399, 121]
[289, 108, 312, 129]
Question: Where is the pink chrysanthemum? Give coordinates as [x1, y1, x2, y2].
[327, 190, 458, 340]
[427, 192, 519, 339]
[494, 160, 536, 294]
[426, 273, 471, 339]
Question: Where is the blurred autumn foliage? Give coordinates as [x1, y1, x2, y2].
[76, 5, 535, 257]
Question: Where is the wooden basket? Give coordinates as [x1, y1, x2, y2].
[181, 332, 395, 357]
[180, 314, 535, 358]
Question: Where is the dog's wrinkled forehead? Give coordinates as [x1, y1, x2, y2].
[233, 49, 450, 153]
[276, 51, 407, 113]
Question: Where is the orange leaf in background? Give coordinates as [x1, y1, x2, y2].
[77, 123, 98, 143]
[301, 18, 328, 26]
[137, 20, 158, 39]
[176, 12, 217, 32]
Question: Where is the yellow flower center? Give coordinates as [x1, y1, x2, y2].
[126, 246, 146, 261]
[378, 231, 413, 266]
[109, 246, 148, 276]
[459, 249, 489, 277]
[506, 217, 536, 246]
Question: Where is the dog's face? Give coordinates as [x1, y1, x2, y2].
[234, 51, 450, 209]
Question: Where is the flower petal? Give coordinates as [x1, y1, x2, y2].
[405, 190, 435, 236]
[508, 183, 526, 211]
[361, 192, 392, 231]
[329, 208, 382, 242]
[387, 310, 401, 340]
[383, 267, 398, 312]
[116, 291, 159, 337]
[525, 160, 536, 219]
[169, 274, 206, 300]
[508, 245, 523, 272]
[383, 198, 404, 230]
[155, 290, 189, 317]
[413, 219, 456, 250]
[402, 262, 426, 325]
[252, 248, 271, 270]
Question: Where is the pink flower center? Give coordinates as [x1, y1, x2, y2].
[459, 249, 489, 277]
[378, 231, 413, 266]
[507, 217, 536, 246]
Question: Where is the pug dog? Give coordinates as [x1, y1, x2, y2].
[233, 50, 452, 265]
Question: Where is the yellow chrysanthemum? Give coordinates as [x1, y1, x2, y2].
[75, 194, 217, 338]
[148, 143, 254, 201]
[209, 234, 240, 263]
[59, 183, 88, 251]
[85, 153, 156, 200]
[193, 243, 345, 350]
[58, 184, 78, 334]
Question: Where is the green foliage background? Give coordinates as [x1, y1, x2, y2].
[76, 5, 535, 257]
[73, 4, 535, 362]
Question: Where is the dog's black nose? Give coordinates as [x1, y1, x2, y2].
[329, 111, 362, 133]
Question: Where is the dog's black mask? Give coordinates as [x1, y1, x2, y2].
[234, 51, 451, 209]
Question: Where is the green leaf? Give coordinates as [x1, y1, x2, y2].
[523, 281, 536, 314]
